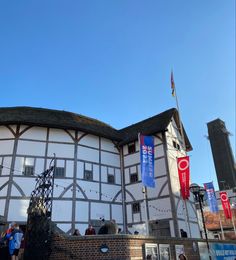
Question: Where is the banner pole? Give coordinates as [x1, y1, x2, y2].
[172, 71, 191, 237]
[219, 213, 225, 240]
[231, 208, 236, 236]
[142, 186, 150, 236]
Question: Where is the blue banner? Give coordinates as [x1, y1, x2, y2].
[140, 135, 155, 188]
[204, 182, 219, 213]
[210, 243, 236, 259]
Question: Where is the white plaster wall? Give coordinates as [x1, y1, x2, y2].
[101, 151, 120, 167]
[155, 145, 164, 158]
[111, 204, 123, 223]
[77, 161, 84, 178]
[0, 126, 14, 139]
[17, 140, 45, 156]
[79, 134, 99, 148]
[20, 127, 47, 141]
[126, 204, 132, 223]
[189, 222, 201, 238]
[0, 183, 8, 197]
[66, 160, 74, 178]
[93, 164, 99, 181]
[14, 157, 24, 173]
[53, 180, 73, 198]
[48, 143, 74, 158]
[126, 183, 143, 202]
[0, 140, 14, 155]
[115, 169, 121, 185]
[101, 138, 118, 153]
[52, 200, 72, 221]
[77, 146, 99, 163]
[0, 199, 5, 215]
[1, 157, 12, 174]
[13, 178, 36, 196]
[101, 166, 107, 182]
[8, 199, 29, 221]
[154, 158, 167, 177]
[169, 220, 175, 237]
[11, 185, 24, 197]
[154, 135, 163, 146]
[124, 152, 139, 167]
[148, 198, 172, 220]
[75, 201, 89, 221]
[124, 168, 130, 184]
[91, 202, 110, 220]
[49, 129, 74, 143]
[101, 184, 121, 202]
[133, 213, 140, 222]
[147, 177, 169, 198]
[35, 158, 45, 174]
[56, 224, 72, 234]
[79, 181, 99, 200]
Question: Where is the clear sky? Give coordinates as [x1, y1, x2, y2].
[0, 0, 235, 190]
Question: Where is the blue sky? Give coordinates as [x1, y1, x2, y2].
[0, 1, 235, 189]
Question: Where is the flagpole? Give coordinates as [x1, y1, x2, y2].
[139, 133, 150, 236]
[171, 70, 191, 237]
[218, 213, 225, 240]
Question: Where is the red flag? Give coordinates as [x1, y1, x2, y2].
[220, 192, 232, 219]
[177, 156, 190, 200]
[171, 70, 175, 97]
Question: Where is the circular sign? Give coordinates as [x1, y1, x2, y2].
[178, 158, 189, 171]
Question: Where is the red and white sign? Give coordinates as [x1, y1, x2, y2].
[177, 156, 190, 200]
[220, 191, 232, 219]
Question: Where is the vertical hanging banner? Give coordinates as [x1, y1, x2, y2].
[204, 182, 219, 213]
[139, 135, 155, 188]
[177, 156, 190, 200]
[220, 192, 232, 219]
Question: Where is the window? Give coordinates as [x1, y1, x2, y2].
[0, 164, 3, 175]
[128, 143, 136, 154]
[23, 165, 34, 176]
[130, 173, 138, 183]
[54, 167, 65, 178]
[132, 202, 140, 214]
[107, 174, 115, 184]
[172, 140, 180, 150]
[84, 170, 93, 181]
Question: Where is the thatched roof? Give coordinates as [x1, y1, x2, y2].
[0, 106, 192, 150]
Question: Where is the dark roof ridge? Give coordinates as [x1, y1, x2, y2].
[0, 106, 114, 129]
[119, 107, 177, 131]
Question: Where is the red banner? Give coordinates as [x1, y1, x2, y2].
[220, 192, 232, 219]
[177, 156, 190, 200]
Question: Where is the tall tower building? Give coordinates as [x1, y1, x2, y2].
[207, 119, 236, 190]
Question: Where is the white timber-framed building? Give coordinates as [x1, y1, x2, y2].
[0, 106, 201, 238]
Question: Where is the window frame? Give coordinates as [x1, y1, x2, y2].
[128, 143, 136, 154]
[54, 167, 65, 178]
[84, 169, 93, 181]
[132, 202, 140, 214]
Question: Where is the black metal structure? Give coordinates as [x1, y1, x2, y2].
[190, 183, 211, 260]
[24, 160, 55, 260]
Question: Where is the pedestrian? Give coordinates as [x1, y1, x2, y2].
[72, 229, 81, 236]
[180, 229, 188, 238]
[85, 224, 96, 235]
[178, 253, 187, 260]
[6, 223, 24, 260]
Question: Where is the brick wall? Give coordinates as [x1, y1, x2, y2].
[49, 234, 202, 260]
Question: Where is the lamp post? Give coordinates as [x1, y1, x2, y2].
[190, 183, 211, 259]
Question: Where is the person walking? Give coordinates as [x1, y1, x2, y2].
[6, 224, 23, 260]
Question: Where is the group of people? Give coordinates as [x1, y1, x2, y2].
[72, 224, 96, 236]
[0, 222, 24, 260]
